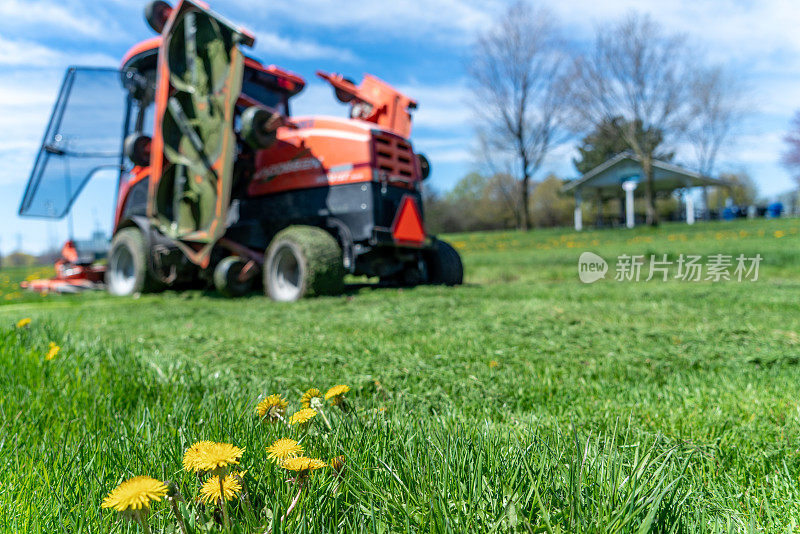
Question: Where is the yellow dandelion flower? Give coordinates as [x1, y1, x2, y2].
[255, 394, 288, 420]
[282, 457, 327, 474]
[183, 441, 244, 474]
[101, 476, 167, 512]
[774, 230, 786, 238]
[289, 408, 317, 426]
[266, 438, 303, 463]
[46, 342, 60, 361]
[489, 360, 499, 368]
[199, 473, 242, 504]
[300, 388, 323, 409]
[16, 318, 31, 329]
[325, 384, 350, 406]
[182, 440, 213, 471]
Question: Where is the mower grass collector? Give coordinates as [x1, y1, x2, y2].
[18, 0, 462, 301]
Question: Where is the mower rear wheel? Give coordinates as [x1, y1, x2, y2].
[107, 227, 163, 296]
[213, 256, 253, 298]
[264, 226, 345, 302]
[425, 239, 463, 286]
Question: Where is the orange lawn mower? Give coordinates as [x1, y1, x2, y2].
[19, 240, 105, 294]
[18, 0, 462, 301]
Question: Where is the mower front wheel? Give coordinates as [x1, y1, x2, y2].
[264, 226, 345, 302]
[213, 256, 254, 298]
[425, 239, 464, 286]
[107, 227, 164, 296]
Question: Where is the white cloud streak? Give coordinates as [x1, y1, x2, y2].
[0, 36, 118, 68]
[254, 31, 357, 62]
[225, 0, 500, 44]
[0, 0, 127, 41]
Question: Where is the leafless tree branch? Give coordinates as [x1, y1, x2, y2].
[468, 1, 569, 230]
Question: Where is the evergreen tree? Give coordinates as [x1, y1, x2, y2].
[572, 117, 673, 175]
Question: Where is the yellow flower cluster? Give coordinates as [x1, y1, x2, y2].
[259, 383, 352, 432]
[258, 384, 352, 485]
[102, 383, 353, 530]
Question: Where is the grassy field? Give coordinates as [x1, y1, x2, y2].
[1, 218, 799, 532]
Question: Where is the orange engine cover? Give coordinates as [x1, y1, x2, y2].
[247, 116, 422, 198]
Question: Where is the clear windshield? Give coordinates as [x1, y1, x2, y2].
[18, 67, 130, 218]
[241, 67, 289, 115]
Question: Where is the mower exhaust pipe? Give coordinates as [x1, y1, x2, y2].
[145, 1, 173, 34]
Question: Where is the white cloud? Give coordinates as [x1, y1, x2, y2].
[419, 146, 472, 165]
[254, 31, 357, 62]
[398, 83, 472, 131]
[0, 0, 125, 40]
[229, 0, 500, 44]
[554, 0, 800, 64]
[729, 131, 787, 166]
[291, 82, 352, 118]
[0, 73, 59, 186]
[0, 36, 118, 68]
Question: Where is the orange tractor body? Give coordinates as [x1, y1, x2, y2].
[19, 1, 461, 300]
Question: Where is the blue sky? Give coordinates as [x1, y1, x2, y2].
[1, 0, 799, 254]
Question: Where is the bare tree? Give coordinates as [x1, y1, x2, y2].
[569, 13, 694, 226]
[688, 66, 743, 177]
[475, 132, 522, 224]
[468, 1, 568, 231]
[688, 65, 745, 215]
[782, 111, 800, 192]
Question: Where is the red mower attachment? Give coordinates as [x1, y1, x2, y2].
[21, 241, 106, 294]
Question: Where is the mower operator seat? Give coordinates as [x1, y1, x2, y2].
[61, 240, 96, 266]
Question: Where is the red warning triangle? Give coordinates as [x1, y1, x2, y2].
[392, 196, 426, 245]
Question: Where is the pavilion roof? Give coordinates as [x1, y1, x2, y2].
[562, 152, 731, 196]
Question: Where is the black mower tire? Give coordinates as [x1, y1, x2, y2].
[426, 239, 463, 286]
[107, 227, 164, 296]
[264, 226, 345, 302]
[213, 256, 254, 298]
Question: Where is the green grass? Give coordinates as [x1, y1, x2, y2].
[1, 218, 800, 532]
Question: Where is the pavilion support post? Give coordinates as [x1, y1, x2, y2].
[574, 190, 583, 231]
[596, 191, 603, 228]
[686, 190, 695, 225]
[622, 181, 638, 229]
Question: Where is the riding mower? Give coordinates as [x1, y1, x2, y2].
[18, 0, 462, 301]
